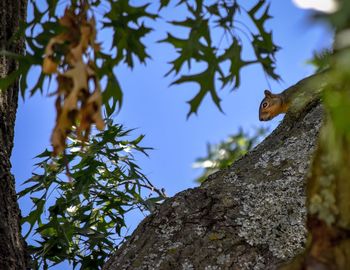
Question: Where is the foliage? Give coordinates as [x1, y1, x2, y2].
[19, 120, 165, 269]
[283, 1, 350, 268]
[308, 48, 332, 72]
[193, 128, 267, 183]
[308, 0, 350, 225]
[163, 0, 280, 116]
[1, 0, 280, 117]
[3, 0, 282, 269]
[314, 0, 350, 226]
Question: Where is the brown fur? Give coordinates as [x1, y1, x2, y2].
[259, 90, 289, 121]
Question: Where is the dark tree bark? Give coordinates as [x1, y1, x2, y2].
[103, 98, 323, 269]
[0, 0, 28, 269]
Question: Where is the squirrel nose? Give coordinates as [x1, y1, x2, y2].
[259, 115, 268, 121]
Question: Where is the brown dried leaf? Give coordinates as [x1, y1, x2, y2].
[51, 125, 66, 155]
[68, 23, 93, 65]
[42, 57, 58, 74]
[79, 90, 104, 131]
[93, 42, 101, 52]
[57, 75, 73, 96]
[62, 61, 91, 104]
[59, 8, 76, 28]
[42, 36, 64, 73]
[48, 6, 105, 156]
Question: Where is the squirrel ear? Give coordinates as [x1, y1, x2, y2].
[264, 90, 273, 97]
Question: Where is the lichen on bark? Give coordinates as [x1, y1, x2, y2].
[103, 100, 323, 270]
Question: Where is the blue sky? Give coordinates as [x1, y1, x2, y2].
[11, 0, 332, 269]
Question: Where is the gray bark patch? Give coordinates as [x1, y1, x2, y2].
[104, 103, 323, 270]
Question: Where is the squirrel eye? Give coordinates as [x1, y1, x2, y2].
[262, 102, 268, 108]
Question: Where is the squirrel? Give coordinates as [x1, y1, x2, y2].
[259, 90, 289, 121]
[259, 72, 327, 121]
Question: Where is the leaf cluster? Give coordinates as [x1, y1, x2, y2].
[19, 120, 165, 269]
[1, 0, 280, 118]
[162, 0, 280, 116]
[193, 127, 267, 183]
[308, 49, 332, 72]
[2, 0, 281, 268]
[1, 0, 157, 117]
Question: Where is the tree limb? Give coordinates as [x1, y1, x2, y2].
[104, 80, 324, 270]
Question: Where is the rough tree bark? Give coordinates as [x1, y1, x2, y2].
[103, 96, 323, 269]
[0, 0, 28, 269]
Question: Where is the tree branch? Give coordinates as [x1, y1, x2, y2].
[104, 79, 324, 270]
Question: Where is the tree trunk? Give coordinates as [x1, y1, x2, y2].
[0, 0, 28, 269]
[103, 97, 323, 268]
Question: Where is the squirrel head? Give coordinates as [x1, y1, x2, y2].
[259, 90, 284, 121]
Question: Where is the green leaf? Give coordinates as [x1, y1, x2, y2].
[21, 119, 161, 268]
[22, 198, 45, 238]
[159, 0, 171, 10]
[172, 65, 222, 117]
[0, 68, 22, 90]
[194, 127, 268, 183]
[248, 0, 266, 17]
[35, 149, 52, 158]
[308, 49, 332, 72]
[247, 0, 280, 80]
[103, 72, 123, 117]
[218, 40, 247, 88]
[104, 0, 157, 68]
